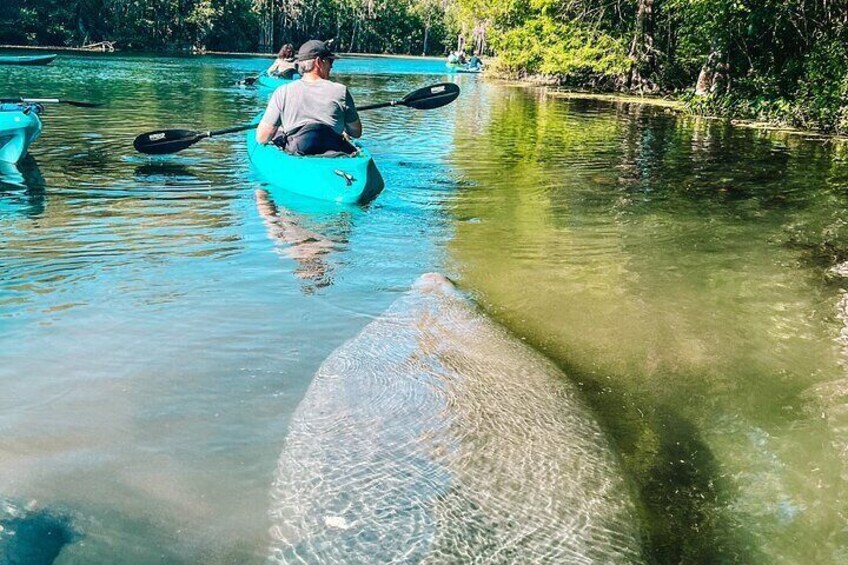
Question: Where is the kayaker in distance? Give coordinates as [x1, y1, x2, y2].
[255, 39, 362, 156]
[267, 44, 297, 79]
[468, 55, 483, 70]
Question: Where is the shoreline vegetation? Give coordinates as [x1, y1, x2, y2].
[4, 41, 846, 142]
[3, 0, 846, 136]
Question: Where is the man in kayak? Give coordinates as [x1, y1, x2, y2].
[266, 43, 297, 79]
[255, 39, 362, 156]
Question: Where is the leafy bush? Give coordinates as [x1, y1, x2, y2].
[490, 16, 629, 84]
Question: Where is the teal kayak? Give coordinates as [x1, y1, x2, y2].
[0, 54, 56, 66]
[447, 63, 482, 74]
[246, 116, 384, 204]
[0, 103, 42, 163]
[256, 73, 297, 92]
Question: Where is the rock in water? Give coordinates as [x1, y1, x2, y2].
[269, 273, 643, 563]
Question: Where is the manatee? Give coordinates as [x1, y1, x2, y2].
[268, 273, 644, 563]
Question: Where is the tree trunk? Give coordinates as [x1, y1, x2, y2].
[422, 15, 430, 56]
[349, 18, 358, 52]
[627, 0, 657, 93]
[695, 50, 730, 96]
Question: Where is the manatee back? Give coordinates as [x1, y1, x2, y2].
[269, 275, 643, 563]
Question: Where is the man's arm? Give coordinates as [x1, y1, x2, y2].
[256, 120, 277, 144]
[256, 91, 283, 144]
[344, 88, 362, 139]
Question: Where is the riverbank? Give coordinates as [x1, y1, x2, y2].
[0, 44, 445, 61]
[540, 87, 848, 144]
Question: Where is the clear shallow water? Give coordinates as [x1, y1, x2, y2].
[3, 53, 848, 564]
[0, 54, 470, 562]
[448, 88, 848, 562]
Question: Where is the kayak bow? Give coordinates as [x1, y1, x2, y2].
[0, 103, 42, 163]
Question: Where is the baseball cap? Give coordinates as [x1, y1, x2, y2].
[296, 40, 338, 62]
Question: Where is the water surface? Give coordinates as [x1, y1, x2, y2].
[3, 53, 848, 563]
[1, 53, 467, 562]
[447, 86, 848, 563]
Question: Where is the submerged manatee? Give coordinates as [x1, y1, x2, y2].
[269, 273, 643, 563]
[0, 499, 74, 565]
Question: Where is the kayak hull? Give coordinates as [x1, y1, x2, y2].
[256, 74, 295, 92]
[0, 104, 42, 163]
[447, 63, 482, 74]
[0, 54, 57, 66]
[246, 119, 384, 205]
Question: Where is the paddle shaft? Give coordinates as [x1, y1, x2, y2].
[0, 97, 101, 108]
[207, 123, 257, 137]
[358, 101, 397, 111]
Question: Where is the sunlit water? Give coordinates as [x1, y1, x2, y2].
[2, 53, 847, 563]
[448, 87, 848, 563]
[0, 54, 469, 563]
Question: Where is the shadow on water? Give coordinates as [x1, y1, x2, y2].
[0, 500, 75, 565]
[559, 360, 760, 563]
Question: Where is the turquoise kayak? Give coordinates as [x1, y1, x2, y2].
[0, 103, 42, 163]
[246, 116, 384, 204]
[447, 63, 482, 74]
[0, 54, 56, 66]
[256, 73, 297, 91]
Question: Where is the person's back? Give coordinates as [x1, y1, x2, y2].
[268, 79, 352, 137]
[256, 40, 362, 156]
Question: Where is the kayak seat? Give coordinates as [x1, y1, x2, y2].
[273, 123, 356, 157]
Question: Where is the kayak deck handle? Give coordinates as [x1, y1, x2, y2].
[334, 170, 355, 186]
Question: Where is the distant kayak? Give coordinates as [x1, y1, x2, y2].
[0, 54, 57, 66]
[446, 63, 483, 74]
[246, 115, 383, 204]
[0, 103, 42, 163]
[256, 73, 298, 91]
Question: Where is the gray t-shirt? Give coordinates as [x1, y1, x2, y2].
[260, 79, 360, 136]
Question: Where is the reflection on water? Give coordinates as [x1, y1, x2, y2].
[0, 157, 45, 215]
[449, 86, 848, 562]
[255, 189, 348, 292]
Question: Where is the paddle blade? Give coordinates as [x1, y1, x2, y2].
[61, 100, 103, 108]
[133, 129, 203, 155]
[401, 83, 460, 110]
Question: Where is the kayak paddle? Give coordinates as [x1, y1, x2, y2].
[133, 124, 256, 155]
[0, 97, 103, 108]
[358, 83, 460, 111]
[133, 82, 461, 155]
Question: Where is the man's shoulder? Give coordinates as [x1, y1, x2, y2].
[307, 79, 348, 94]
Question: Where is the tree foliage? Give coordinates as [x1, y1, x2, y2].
[449, 0, 848, 131]
[0, 0, 455, 55]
